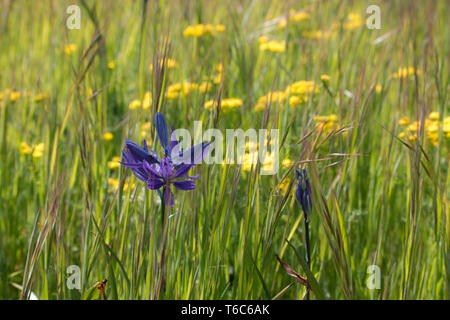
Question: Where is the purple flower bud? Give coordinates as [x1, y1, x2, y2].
[295, 168, 312, 221]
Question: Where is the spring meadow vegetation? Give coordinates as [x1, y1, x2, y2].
[0, 0, 449, 300]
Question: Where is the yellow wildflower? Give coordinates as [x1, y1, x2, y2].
[428, 112, 439, 120]
[32, 143, 44, 158]
[102, 132, 114, 141]
[128, 99, 141, 110]
[64, 44, 77, 55]
[142, 92, 152, 110]
[278, 10, 309, 29]
[10, 91, 21, 102]
[259, 40, 286, 53]
[254, 91, 286, 111]
[282, 158, 294, 167]
[183, 24, 225, 37]
[20, 142, 33, 155]
[320, 74, 331, 85]
[302, 30, 332, 39]
[34, 93, 48, 102]
[277, 178, 291, 195]
[399, 117, 410, 125]
[343, 13, 363, 30]
[149, 58, 177, 71]
[108, 178, 119, 190]
[108, 156, 121, 169]
[392, 67, 420, 79]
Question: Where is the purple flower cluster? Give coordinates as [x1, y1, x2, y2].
[120, 112, 210, 207]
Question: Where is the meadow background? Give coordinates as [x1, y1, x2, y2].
[0, 0, 448, 300]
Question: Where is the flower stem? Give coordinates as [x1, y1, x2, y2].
[304, 216, 311, 300]
[155, 187, 168, 299]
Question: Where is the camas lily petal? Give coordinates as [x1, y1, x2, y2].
[155, 112, 170, 155]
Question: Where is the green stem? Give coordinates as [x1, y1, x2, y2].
[304, 217, 311, 300]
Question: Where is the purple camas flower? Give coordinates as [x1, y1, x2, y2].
[295, 168, 312, 221]
[120, 112, 210, 207]
[144, 157, 198, 206]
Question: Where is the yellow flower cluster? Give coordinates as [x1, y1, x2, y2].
[320, 74, 331, 85]
[20, 142, 44, 158]
[259, 38, 286, 53]
[102, 132, 114, 141]
[278, 10, 310, 29]
[1, 90, 49, 107]
[183, 24, 225, 37]
[0, 89, 21, 104]
[149, 58, 177, 71]
[302, 30, 332, 39]
[398, 112, 450, 146]
[204, 98, 243, 111]
[221, 140, 277, 172]
[313, 114, 338, 133]
[211, 63, 224, 84]
[343, 13, 363, 30]
[108, 178, 136, 192]
[140, 121, 152, 138]
[392, 67, 420, 79]
[282, 158, 294, 168]
[277, 178, 291, 195]
[166, 81, 211, 99]
[288, 80, 319, 95]
[108, 156, 121, 169]
[242, 150, 276, 172]
[128, 92, 152, 110]
[254, 91, 287, 111]
[34, 93, 48, 102]
[64, 44, 77, 55]
[286, 80, 319, 106]
[254, 80, 319, 111]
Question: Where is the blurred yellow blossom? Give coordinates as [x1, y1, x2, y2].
[165, 81, 208, 99]
[10, 91, 21, 102]
[183, 24, 225, 37]
[20, 142, 33, 155]
[320, 74, 331, 85]
[259, 39, 286, 53]
[428, 112, 439, 120]
[102, 132, 114, 141]
[278, 10, 310, 29]
[142, 92, 152, 110]
[392, 67, 420, 79]
[128, 99, 141, 110]
[149, 58, 177, 71]
[399, 117, 410, 125]
[108, 156, 121, 169]
[302, 30, 332, 39]
[32, 143, 44, 158]
[258, 36, 269, 44]
[277, 178, 291, 195]
[34, 93, 48, 102]
[204, 98, 243, 111]
[20, 142, 44, 158]
[313, 114, 338, 133]
[254, 91, 287, 111]
[282, 158, 294, 167]
[343, 13, 363, 30]
[287, 80, 319, 95]
[64, 44, 77, 55]
[108, 178, 136, 192]
[398, 112, 448, 145]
